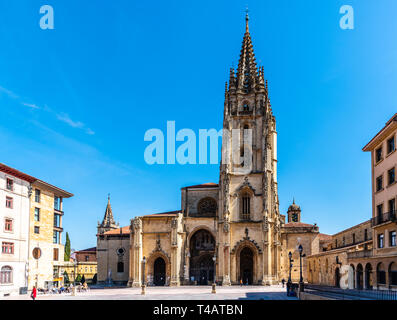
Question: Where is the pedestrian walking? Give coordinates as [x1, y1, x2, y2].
[31, 286, 37, 301]
[240, 278, 243, 286]
[281, 278, 285, 288]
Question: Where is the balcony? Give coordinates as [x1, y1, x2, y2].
[371, 211, 396, 227]
[238, 110, 253, 116]
[347, 250, 373, 259]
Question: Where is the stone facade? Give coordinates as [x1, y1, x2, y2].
[96, 16, 328, 288]
[27, 180, 73, 289]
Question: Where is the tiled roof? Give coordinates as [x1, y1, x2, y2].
[318, 233, 332, 241]
[143, 210, 181, 217]
[0, 163, 36, 183]
[76, 247, 96, 253]
[0, 162, 73, 197]
[104, 226, 130, 235]
[182, 183, 219, 189]
[363, 113, 397, 151]
[283, 222, 316, 228]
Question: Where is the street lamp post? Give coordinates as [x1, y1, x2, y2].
[141, 256, 146, 295]
[211, 254, 216, 294]
[186, 251, 191, 285]
[287, 251, 293, 296]
[298, 245, 306, 293]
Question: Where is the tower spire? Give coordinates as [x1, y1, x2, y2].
[236, 9, 258, 93]
[101, 194, 117, 229]
[245, 7, 249, 33]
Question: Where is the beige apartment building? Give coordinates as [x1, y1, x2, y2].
[362, 113, 397, 289]
[307, 113, 397, 290]
[28, 180, 73, 289]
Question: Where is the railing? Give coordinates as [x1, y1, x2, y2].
[347, 250, 373, 259]
[238, 110, 253, 115]
[371, 211, 396, 227]
[331, 238, 372, 251]
[305, 284, 397, 300]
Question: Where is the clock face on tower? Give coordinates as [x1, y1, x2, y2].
[292, 213, 299, 222]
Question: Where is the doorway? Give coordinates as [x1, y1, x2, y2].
[240, 247, 253, 285]
[153, 257, 166, 286]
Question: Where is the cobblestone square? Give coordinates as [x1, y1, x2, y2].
[3, 285, 297, 300]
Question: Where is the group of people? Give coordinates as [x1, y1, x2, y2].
[30, 282, 89, 300]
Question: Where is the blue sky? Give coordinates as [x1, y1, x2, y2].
[0, 0, 396, 250]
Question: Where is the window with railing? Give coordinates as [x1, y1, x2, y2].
[6, 178, 13, 191]
[388, 168, 395, 185]
[35, 189, 41, 203]
[390, 231, 396, 247]
[34, 208, 40, 222]
[54, 214, 60, 228]
[376, 146, 383, 163]
[1, 242, 14, 254]
[53, 230, 60, 244]
[389, 199, 396, 213]
[5, 197, 13, 209]
[54, 196, 61, 211]
[387, 136, 395, 154]
[378, 233, 384, 248]
[4, 219, 13, 232]
[376, 175, 383, 192]
[377, 204, 383, 221]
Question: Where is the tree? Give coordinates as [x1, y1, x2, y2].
[75, 274, 82, 284]
[63, 271, 69, 284]
[64, 232, 71, 261]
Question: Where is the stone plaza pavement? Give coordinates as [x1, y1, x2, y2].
[3, 284, 297, 300]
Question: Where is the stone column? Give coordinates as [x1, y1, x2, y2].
[127, 222, 134, 287]
[222, 221, 231, 286]
[131, 217, 142, 287]
[170, 218, 179, 286]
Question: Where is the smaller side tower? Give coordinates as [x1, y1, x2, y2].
[287, 199, 301, 223]
[97, 194, 119, 234]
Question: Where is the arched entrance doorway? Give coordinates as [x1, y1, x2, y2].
[189, 229, 215, 285]
[153, 257, 166, 286]
[240, 247, 253, 285]
[377, 262, 386, 287]
[335, 267, 340, 288]
[365, 263, 373, 290]
[356, 264, 363, 289]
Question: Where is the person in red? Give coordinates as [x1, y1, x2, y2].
[31, 286, 37, 301]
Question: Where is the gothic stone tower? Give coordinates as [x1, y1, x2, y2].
[218, 13, 282, 285]
[97, 195, 119, 234]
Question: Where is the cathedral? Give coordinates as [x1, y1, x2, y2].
[96, 14, 330, 287]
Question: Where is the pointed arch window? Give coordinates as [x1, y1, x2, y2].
[240, 190, 251, 220]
